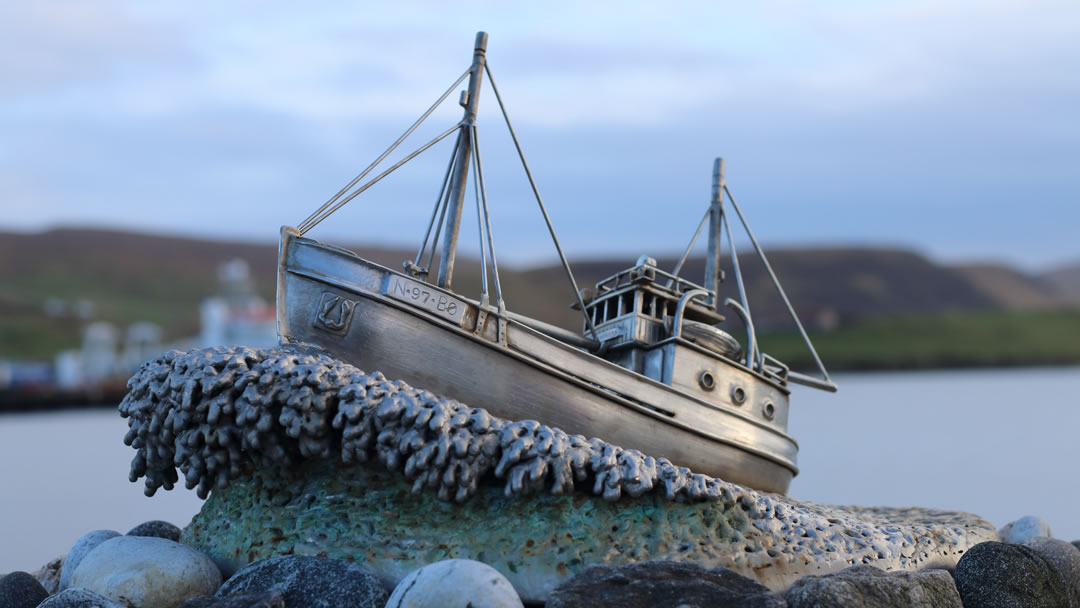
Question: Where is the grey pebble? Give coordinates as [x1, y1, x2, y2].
[180, 591, 285, 607]
[953, 541, 1068, 608]
[0, 571, 49, 608]
[217, 555, 387, 608]
[127, 519, 183, 542]
[59, 530, 120, 590]
[39, 587, 128, 608]
[1020, 536, 1080, 608]
[784, 564, 962, 608]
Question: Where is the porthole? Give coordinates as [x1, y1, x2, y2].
[730, 384, 747, 405]
[762, 400, 776, 420]
[698, 371, 716, 391]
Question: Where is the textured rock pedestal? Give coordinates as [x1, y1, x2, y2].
[182, 459, 996, 604]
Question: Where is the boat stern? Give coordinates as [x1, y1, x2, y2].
[276, 226, 301, 344]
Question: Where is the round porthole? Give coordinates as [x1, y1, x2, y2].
[698, 371, 716, 391]
[730, 384, 747, 405]
[762, 400, 776, 420]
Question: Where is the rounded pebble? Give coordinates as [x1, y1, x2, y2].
[35, 555, 64, 594]
[127, 520, 183, 542]
[1020, 536, 1080, 607]
[70, 536, 223, 608]
[998, 515, 1053, 544]
[60, 529, 121, 590]
[548, 562, 784, 608]
[217, 555, 387, 608]
[39, 587, 128, 607]
[0, 571, 50, 608]
[953, 541, 1068, 608]
[179, 591, 285, 607]
[784, 565, 961, 608]
[387, 559, 523, 608]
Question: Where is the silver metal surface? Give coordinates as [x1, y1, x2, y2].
[705, 158, 725, 306]
[278, 233, 797, 492]
[279, 32, 840, 494]
[436, 32, 488, 289]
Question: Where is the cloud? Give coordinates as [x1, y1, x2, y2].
[0, 0, 1077, 268]
[0, 1, 191, 97]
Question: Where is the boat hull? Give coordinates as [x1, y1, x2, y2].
[277, 229, 798, 493]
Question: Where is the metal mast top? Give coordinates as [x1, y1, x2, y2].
[704, 158, 725, 307]
[436, 32, 488, 289]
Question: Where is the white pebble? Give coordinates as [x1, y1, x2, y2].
[999, 515, 1053, 544]
[386, 559, 523, 608]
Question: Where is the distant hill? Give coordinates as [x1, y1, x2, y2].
[951, 263, 1067, 310]
[1, 227, 1075, 362]
[1040, 262, 1080, 303]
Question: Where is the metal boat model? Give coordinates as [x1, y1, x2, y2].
[276, 33, 836, 494]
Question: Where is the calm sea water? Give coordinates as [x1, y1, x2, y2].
[1, 366, 1077, 573]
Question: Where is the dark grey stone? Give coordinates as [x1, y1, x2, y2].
[953, 541, 1069, 608]
[784, 565, 961, 607]
[217, 555, 387, 608]
[180, 591, 285, 607]
[1073, 540, 1080, 552]
[0, 571, 49, 608]
[1020, 536, 1080, 608]
[546, 561, 786, 608]
[59, 529, 121, 590]
[127, 519, 183, 542]
[39, 587, 127, 607]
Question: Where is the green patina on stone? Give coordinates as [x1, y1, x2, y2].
[181, 458, 995, 603]
[183, 459, 749, 589]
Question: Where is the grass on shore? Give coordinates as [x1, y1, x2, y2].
[757, 309, 1080, 371]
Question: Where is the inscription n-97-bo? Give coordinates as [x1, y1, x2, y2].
[385, 275, 465, 323]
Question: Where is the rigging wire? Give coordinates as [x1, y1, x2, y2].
[299, 124, 462, 235]
[472, 124, 505, 313]
[414, 132, 463, 272]
[299, 69, 471, 233]
[723, 184, 832, 383]
[484, 62, 599, 341]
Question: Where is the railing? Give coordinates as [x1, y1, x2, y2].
[595, 263, 709, 297]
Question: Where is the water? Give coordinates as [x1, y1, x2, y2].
[1, 366, 1077, 573]
[789, 366, 1080, 541]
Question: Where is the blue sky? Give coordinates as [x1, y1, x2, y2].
[2, 1, 1077, 270]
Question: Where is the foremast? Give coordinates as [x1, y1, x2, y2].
[436, 32, 487, 290]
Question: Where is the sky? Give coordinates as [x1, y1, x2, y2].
[1, 1, 1078, 270]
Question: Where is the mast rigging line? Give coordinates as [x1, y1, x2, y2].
[298, 69, 471, 234]
[484, 62, 600, 342]
[298, 123, 462, 235]
[471, 124, 506, 313]
[722, 184, 833, 385]
[414, 132, 463, 273]
[668, 208, 711, 286]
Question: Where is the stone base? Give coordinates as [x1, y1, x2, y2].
[181, 459, 996, 604]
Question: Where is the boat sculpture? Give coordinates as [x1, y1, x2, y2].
[276, 32, 836, 494]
